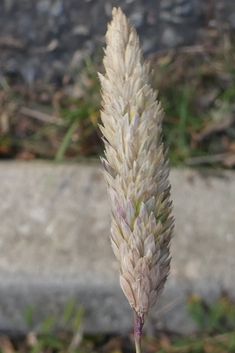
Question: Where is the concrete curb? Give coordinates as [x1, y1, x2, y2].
[0, 161, 234, 334]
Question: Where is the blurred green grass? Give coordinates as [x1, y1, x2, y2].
[0, 29, 235, 167]
[1, 295, 235, 353]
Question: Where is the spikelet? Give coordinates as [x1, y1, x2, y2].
[99, 7, 174, 334]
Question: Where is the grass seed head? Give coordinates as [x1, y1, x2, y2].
[99, 7, 174, 329]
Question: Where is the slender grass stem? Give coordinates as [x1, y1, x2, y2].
[134, 311, 143, 353]
[135, 335, 142, 353]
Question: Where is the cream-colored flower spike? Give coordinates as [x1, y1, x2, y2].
[99, 7, 174, 348]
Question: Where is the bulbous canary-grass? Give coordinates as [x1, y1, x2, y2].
[99, 7, 174, 352]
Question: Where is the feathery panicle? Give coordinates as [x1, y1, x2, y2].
[99, 7, 174, 342]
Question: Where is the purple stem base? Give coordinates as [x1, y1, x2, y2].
[133, 311, 144, 353]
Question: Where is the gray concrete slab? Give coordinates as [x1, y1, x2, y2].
[0, 161, 234, 334]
